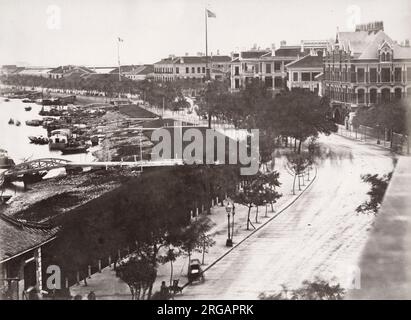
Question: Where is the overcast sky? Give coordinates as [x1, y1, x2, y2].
[0, 0, 410, 67]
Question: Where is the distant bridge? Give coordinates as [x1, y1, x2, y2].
[0, 158, 185, 186]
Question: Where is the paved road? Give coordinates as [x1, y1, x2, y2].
[179, 134, 395, 299]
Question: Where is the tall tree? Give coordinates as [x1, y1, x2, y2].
[198, 80, 230, 128]
[356, 172, 393, 215]
[235, 171, 281, 230]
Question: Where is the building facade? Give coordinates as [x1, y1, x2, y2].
[48, 65, 96, 79]
[286, 52, 324, 94]
[153, 55, 231, 82]
[230, 41, 328, 93]
[109, 65, 154, 81]
[323, 21, 411, 123]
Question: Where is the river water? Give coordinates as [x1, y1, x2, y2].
[0, 98, 100, 195]
[0, 98, 97, 163]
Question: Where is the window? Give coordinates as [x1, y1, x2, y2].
[274, 62, 281, 72]
[274, 77, 283, 88]
[370, 68, 377, 83]
[235, 79, 240, 89]
[301, 72, 310, 81]
[265, 77, 273, 88]
[357, 68, 365, 83]
[394, 68, 402, 82]
[407, 68, 411, 81]
[192, 67, 195, 73]
[357, 89, 365, 104]
[394, 88, 402, 99]
[202, 67, 206, 73]
[186, 67, 189, 73]
[176, 67, 179, 74]
[293, 72, 298, 81]
[265, 64, 271, 74]
[381, 88, 390, 102]
[370, 88, 377, 103]
[381, 68, 390, 82]
[197, 67, 201, 73]
[350, 66, 356, 82]
[234, 66, 239, 76]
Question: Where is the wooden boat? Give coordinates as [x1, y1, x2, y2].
[8, 118, 14, 125]
[22, 98, 31, 103]
[61, 144, 89, 154]
[15, 120, 21, 126]
[49, 129, 71, 150]
[4, 98, 10, 102]
[25, 119, 43, 127]
[28, 135, 49, 145]
[91, 136, 99, 146]
[24, 106, 32, 111]
[0, 195, 12, 204]
[0, 150, 15, 169]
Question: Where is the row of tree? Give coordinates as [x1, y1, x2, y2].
[352, 97, 410, 148]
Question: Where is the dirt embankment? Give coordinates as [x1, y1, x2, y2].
[1, 169, 138, 223]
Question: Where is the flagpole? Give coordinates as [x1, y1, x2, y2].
[205, 8, 209, 80]
[117, 38, 121, 82]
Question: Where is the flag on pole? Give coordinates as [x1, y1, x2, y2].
[118, 37, 124, 42]
[206, 9, 216, 18]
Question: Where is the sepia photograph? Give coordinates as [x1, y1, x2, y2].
[0, 0, 411, 310]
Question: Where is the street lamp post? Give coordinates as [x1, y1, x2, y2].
[225, 204, 232, 247]
[231, 203, 235, 243]
[376, 124, 381, 144]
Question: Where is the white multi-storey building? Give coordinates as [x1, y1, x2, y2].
[153, 54, 231, 82]
[230, 41, 328, 93]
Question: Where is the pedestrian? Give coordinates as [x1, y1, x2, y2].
[160, 281, 168, 295]
[87, 291, 96, 300]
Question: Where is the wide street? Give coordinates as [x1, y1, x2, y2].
[179, 133, 396, 299]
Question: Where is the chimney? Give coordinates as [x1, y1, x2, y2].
[217, 49, 220, 55]
[280, 40, 286, 47]
[405, 39, 410, 47]
[185, 52, 189, 56]
[271, 43, 276, 56]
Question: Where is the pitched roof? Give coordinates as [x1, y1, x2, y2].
[335, 30, 411, 60]
[110, 65, 153, 74]
[49, 65, 96, 74]
[275, 47, 310, 57]
[175, 56, 230, 64]
[154, 57, 177, 65]
[240, 51, 270, 59]
[155, 55, 230, 65]
[286, 54, 324, 69]
[0, 217, 58, 262]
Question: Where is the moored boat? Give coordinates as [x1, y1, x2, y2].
[28, 135, 49, 145]
[0, 194, 12, 204]
[24, 106, 32, 111]
[25, 119, 43, 127]
[61, 142, 89, 154]
[15, 120, 21, 126]
[8, 118, 14, 125]
[0, 149, 15, 169]
[49, 129, 71, 150]
[4, 98, 10, 102]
